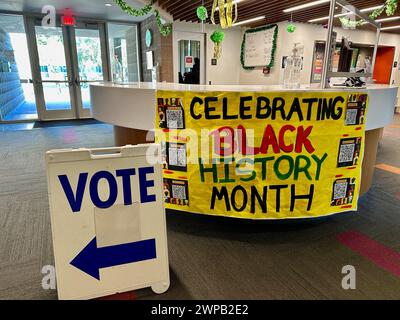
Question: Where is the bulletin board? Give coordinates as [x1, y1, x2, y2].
[241, 24, 278, 69]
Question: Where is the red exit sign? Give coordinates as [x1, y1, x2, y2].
[62, 9, 75, 26]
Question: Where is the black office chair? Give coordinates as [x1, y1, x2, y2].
[178, 72, 184, 84]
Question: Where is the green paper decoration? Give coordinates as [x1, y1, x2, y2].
[114, 0, 173, 37]
[197, 6, 208, 21]
[340, 0, 398, 28]
[240, 24, 279, 70]
[210, 30, 225, 59]
[287, 24, 296, 33]
[210, 30, 225, 44]
[155, 9, 173, 37]
[114, 0, 152, 16]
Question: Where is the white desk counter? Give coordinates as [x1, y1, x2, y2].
[90, 82, 398, 195]
[91, 82, 398, 132]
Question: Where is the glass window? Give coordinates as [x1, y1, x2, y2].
[107, 23, 140, 83]
[0, 14, 37, 121]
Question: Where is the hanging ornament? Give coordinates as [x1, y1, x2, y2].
[196, 6, 208, 22]
[287, 23, 296, 33]
[287, 13, 296, 33]
[211, 0, 238, 29]
[210, 30, 225, 59]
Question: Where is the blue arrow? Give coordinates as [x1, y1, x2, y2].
[70, 238, 157, 280]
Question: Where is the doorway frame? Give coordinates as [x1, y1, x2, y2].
[0, 10, 141, 123]
[25, 16, 110, 121]
[173, 31, 206, 85]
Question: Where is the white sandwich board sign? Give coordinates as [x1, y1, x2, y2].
[45, 144, 169, 300]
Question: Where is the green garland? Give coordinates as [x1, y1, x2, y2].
[155, 9, 173, 37]
[340, 0, 398, 28]
[114, 0, 153, 16]
[114, 0, 172, 36]
[240, 24, 278, 70]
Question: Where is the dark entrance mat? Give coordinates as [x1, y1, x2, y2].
[34, 119, 102, 128]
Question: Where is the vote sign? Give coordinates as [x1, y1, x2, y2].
[46, 145, 169, 300]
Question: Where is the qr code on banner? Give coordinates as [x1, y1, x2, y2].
[167, 109, 184, 129]
[333, 182, 348, 200]
[338, 144, 355, 163]
[345, 109, 358, 125]
[169, 147, 186, 167]
[172, 184, 186, 200]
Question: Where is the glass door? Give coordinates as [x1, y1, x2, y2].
[70, 21, 108, 118]
[27, 17, 108, 120]
[35, 21, 77, 120]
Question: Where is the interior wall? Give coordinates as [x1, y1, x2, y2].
[171, 20, 400, 106]
[172, 21, 242, 85]
[239, 21, 400, 89]
[140, 15, 173, 82]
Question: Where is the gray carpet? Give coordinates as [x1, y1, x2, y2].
[0, 118, 399, 300]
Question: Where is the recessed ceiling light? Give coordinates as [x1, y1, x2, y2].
[284, 0, 330, 13]
[381, 25, 400, 30]
[105, 3, 112, 7]
[308, 5, 385, 23]
[233, 16, 265, 26]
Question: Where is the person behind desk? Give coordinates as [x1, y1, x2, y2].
[183, 58, 200, 84]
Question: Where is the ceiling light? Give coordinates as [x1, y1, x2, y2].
[375, 16, 400, 23]
[215, 0, 245, 11]
[284, 0, 330, 13]
[105, 3, 112, 7]
[308, 5, 385, 23]
[309, 12, 348, 22]
[381, 25, 400, 30]
[233, 16, 265, 26]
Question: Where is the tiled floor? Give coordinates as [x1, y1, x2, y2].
[0, 116, 399, 300]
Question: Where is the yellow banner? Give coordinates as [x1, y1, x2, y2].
[156, 90, 368, 220]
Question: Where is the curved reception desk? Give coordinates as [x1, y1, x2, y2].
[90, 82, 398, 220]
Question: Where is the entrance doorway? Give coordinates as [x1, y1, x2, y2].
[0, 14, 109, 122]
[173, 31, 205, 85]
[27, 17, 108, 120]
[373, 46, 395, 84]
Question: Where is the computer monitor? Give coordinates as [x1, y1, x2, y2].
[338, 38, 353, 72]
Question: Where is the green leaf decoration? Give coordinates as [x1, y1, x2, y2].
[114, 0, 173, 37]
[340, 0, 398, 28]
[197, 6, 208, 22]
[210, 30, 225, 44]
[287, 23, 296, 33]
[155, 9, 173, 37]
[114, 0, 153, 16]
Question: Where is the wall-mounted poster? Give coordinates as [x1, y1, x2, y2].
[146, 51, 153, 70]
